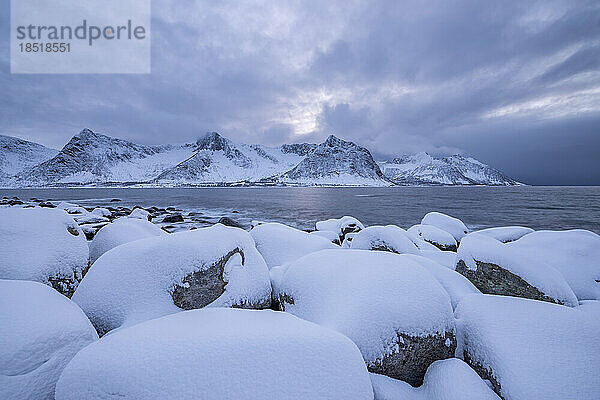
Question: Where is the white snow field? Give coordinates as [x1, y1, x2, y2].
[417, 249, 458, 269]
[54, 308, 374, 400]
[89, 217, 166, 264]
[271, 249, 455, 384]
[350, 225, 422, 254]
[457, 233, 580, 306]
[309, 229, 341, 243]
[73, 224, 272, 335]
[0, 280, 98, 400]
[408, 224, 458, 250]
[250, 222, 337, 269]
[401, 254, 480, 309]
[455, 294, 600, 400]
[0, 207, 89, 296]
[370, 358, 500, 400]
[421, 212, 469, 242]
[473, 226, 534, 243]
[507, 229, 600, 300]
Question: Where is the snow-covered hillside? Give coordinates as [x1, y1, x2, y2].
[378, 152, 520, 186]
[0, 135, 57, 184]
[1, 129, 520, 187]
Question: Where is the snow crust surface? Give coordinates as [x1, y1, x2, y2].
[350, 225, 421, 255]
[474, 226, 534, 242]
[0, 280, 98, 400]
[0, 207, 89, 286]
[250, 222, 337, 269]
[455, 294, 600, 400]
[408, 224, 457, 248]
[73, 224, 272, 334]
[89, 217, 166, 264]
[55, 308, 374, 400]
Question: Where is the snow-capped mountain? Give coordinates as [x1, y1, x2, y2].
[1, 129, 521, 187]
[0, 135, 58, 183]
[275, 135, 389, 186]
[156, 132, 304, 183]
[378, 152, 520, 185]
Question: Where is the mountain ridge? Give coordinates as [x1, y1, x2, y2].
[0, 129, 521, 187]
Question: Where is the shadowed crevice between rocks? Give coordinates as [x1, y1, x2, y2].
[456, 260, 563, 305]
[463, 350, 505, 400]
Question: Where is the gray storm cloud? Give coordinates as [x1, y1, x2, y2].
[1, 0, 599, 184]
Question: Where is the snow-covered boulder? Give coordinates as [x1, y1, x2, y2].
[401, 254, 480, 309]
[309, 229, 341, 244]
[456, 233, 579, 306]
[0, 280, 98, 400]
[350, 225, 421, 255]
[316, 215, 364, 242]
[89, 217, 166, 264]
[370, 358, 500, 400]
[56, 201, 87, 215]
[408, 224, 458, 251]
[74, 224, 272, 335]
[0, 207, 89, 297]
[250, 222, 337, 269]
[508, 230, 600, 300]
[128, 207, 151, 220]
[91, 207, 112, 217]
[55, 308, 374, 400]
[455, 294, 600, 400]
[272, 249, 455, 386]
[421, 212, 469, 242]
[73, 212, 110, 225]
[474, 226, 534, 243]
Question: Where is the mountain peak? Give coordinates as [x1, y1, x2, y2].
[196, 132, 229, 151]
[76, 128, 96, 138]
[324, 134, 344, 146]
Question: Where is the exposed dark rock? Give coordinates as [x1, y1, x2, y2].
[171, 248, 269, 310]
[162, 213, 184, 223]
[463, 351, 503, 399]
[369, 332, 456, 387]
[110, 198, 121, 202]
[39, 201, 55, 208]
[218, 216, 244, 229]
[456, 259, 562, 305]
[426, 241, 457, 252]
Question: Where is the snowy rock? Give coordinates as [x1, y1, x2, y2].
[55, 308, 374, 400]
[0, 280, 98, 400]
[56, 201, 87, 215]
[73, 224, 271, 335]
[73, 212, 110, 225]
[128, 207, 151, 220]
[401, 254, 480, 309]
[309, 229, 341, 244]
[421, 212, 469, 242]
[408, 224, 458, 251]
[89, 217, 166, 264]
[0, 207, 89, 297]
[350, 225, 421, 255]
[161, 213, 184, 223]
[455, 294, 600, 400]
[474, 226, 534, 243]
[272, 249, 455, 385]
[91, 207, 112, 217]
[370, 358, 500, 400]
[217, 216, 244, 229]
[316, 215, 364, 242]
[251, 222, 337, 269]
[507, 230, 600, 300]
[456, 233, 579, 306]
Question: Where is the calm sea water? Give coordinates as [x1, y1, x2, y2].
[2, 186, 599, 234]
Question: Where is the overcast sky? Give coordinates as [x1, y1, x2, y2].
[1, 1, 599, 184]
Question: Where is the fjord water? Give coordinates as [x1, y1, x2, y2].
[2, 186, 599, 234]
